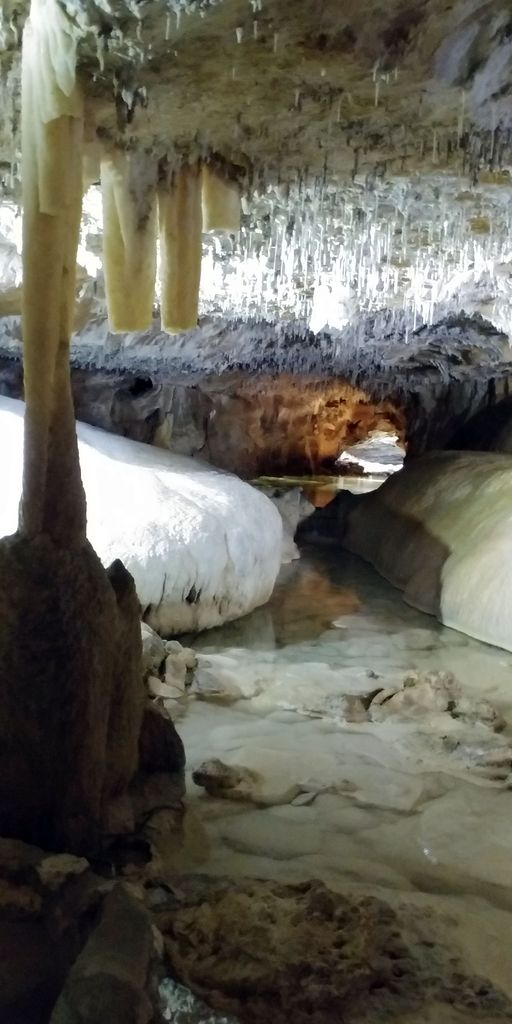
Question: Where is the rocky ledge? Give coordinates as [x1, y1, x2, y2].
[0, 310, 510, 476]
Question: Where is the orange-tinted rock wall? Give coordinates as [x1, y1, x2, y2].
[203, 375, 406, 477]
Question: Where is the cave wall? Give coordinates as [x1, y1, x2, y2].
[445, 387, 512, 452]
[394, 376, 512, 459]
[191, 376, 405, 477]
[1, 311, 510, 479]
[0, 356, 405, 478]
[1, 356, 511, 479]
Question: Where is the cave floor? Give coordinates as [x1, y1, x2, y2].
[158, 547, 512, 1022]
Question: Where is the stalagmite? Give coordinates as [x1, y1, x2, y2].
[201, 163, 241, 232]
[0, 0, 148, 853]
[101, 150, 157, 332]
[158, 163, 202, 333]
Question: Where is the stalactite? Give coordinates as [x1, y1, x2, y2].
[158, 163, 202, 333]
[202, 164, 241, 232]
[101, 150, 157, 333]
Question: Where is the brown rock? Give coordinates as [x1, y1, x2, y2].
[0, 839, 105, 1024]
[157, 874, 512, 1024]
[50, 884, 154, 1024]
[138, 704, 185, 775]
[0, 837, 45, 882]
[203, 375, 405, 478]
[0, 538, 145, 855]
[0, 920, 67, 1024]
[192, 758, 260, 800]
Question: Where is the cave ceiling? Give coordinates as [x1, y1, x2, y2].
[1, 0, 512, 331]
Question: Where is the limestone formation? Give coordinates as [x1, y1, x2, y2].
[4, 834, 512, 1023]
[0, 542, 143, 852]
[192, 758, 264, 802]
[333, 450, 512, 652]
[2, 1, 512, 203]
[2, 3, 512, 332]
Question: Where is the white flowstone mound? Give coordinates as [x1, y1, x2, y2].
[0, 396, 283, 634]
[341, 450, 512, 652]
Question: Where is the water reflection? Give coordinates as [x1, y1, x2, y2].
[253, 473, 385, 509]
[267, 559, 363, 645]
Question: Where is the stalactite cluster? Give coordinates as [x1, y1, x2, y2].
[100, 152, 242, 334]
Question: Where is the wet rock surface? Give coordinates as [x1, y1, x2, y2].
[333, 450, 512, 651]
[2, 555, 512, 1023]
[172, 549, 512, 1018]
[0, 344, 404, 477]
[156, 874, 512, 1024]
